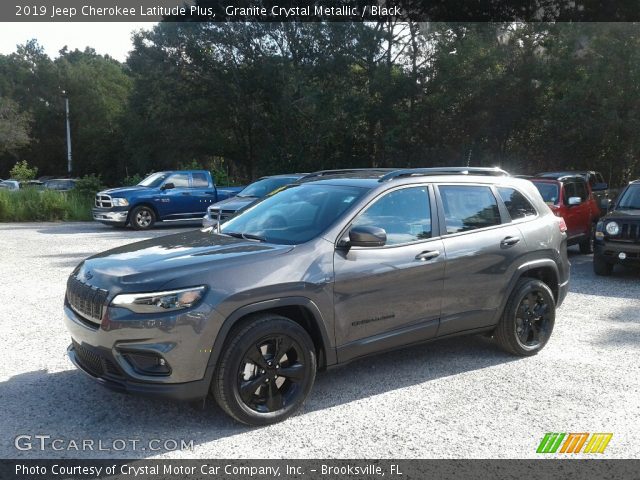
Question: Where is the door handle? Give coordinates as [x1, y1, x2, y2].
[415, 250, 440, 261]
[500, 236, 521, 247]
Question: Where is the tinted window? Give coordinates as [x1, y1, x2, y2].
[191, 173, 209, 188]
[575, 181, 588, 201]
[439, 185, 501, 234]
[220, 184, 365, 245]
[165, 173, 189, 188]
[352, 187, 431, 245]
[498, 187, 537, 220]
[617, 185, 640, 209]
[532, 182, 559, 205]
[563, 182, 577, 200]
[239, 177, 299, 198]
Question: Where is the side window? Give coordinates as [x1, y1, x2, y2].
[576, 181, 588, 201]
[497, 187, 537, 220]
[165, 173, 189, 188]
[352, 187, 431, 245]
[563, 182, 577, 201]
[191, 173, 209, 188]
[439, 185, 502, 234]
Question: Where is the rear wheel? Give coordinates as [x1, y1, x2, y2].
[593, 255, 614, 276]
[212, 314, 316, 425]
[494, 278, 555, 356]
[130, 206, 156, 230]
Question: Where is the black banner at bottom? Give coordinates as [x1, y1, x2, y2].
[2, 459, 639, 480]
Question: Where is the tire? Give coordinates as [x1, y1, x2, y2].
[212, 314, 316, 426]
[593, 255, 614, 276]
[494, 278, 556, 356]
[129, 205, 156, 230]
[579, 223, 595, 254]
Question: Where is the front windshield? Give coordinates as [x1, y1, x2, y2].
[617, 185, 640, 209]
[239, 177, 298, 198]
[138, 172, 168, 187]
[532, 181, 559, 205]
[220, 184, 366, 245]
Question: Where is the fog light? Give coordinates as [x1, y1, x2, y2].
[619, 252, 627, 260]
[123, 352, 171, 376]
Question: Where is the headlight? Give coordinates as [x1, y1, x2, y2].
[605, 221, 620, 236]
[111, 198, 129, 207]
[111, 286, 206, 314]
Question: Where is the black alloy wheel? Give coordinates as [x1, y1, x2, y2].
[494, 278, 556, 356]
[213, 314, 316, 425]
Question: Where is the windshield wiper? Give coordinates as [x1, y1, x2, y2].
[223, 231, 266, 242]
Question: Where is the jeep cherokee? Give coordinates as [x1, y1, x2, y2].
[64, 167, 570, 425]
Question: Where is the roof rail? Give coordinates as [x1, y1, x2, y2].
[378, 166, 510, 182]
[299, 168, 395, 180]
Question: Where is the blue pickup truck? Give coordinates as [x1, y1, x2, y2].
[92, 170, 244, 230]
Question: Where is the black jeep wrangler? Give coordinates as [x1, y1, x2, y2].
[64, 167, 570, 425]
[594, 179, 640, 275]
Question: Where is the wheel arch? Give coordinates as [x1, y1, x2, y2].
[207, 297, 336, 371]
[127, 202, 159, 225]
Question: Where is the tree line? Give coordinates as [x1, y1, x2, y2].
[1, 22, 639, 186]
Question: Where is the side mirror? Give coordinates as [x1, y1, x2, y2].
[348, 225, 387, 248]
[567, 196, 581, 206]
[161, 182, 175, 191]
[592, 182, 608, 192]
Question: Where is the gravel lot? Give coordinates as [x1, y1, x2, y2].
[0, 222, 639, 459]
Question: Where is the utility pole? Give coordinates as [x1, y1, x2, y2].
[62, 91, 72, 175]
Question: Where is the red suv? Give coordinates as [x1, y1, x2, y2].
[529, 175, 600, 253]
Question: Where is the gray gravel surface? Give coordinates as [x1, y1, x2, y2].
[0, 222, 639, 459]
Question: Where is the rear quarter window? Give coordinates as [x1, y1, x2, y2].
[497, 187, 537, 220]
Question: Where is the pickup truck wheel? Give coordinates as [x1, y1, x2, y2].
[212, 314, 316, 426]
[494, 278, 555, 357]
[579, 223, 595, 254]
[593, 255, 614, 276]
[130, 206, 155, 230]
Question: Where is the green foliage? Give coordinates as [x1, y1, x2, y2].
[0, 189, 91, 221]
[123, 173, 145, 186]
[9, 160, 37, 181]
[0, 96, 31, 154]
[74, 174, 106, 196]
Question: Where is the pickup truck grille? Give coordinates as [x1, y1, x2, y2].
[95, 194, 112, 208]
[66, 276, 108, 324]
[610, 221, 640, 243]
[210, 208, 236, 222]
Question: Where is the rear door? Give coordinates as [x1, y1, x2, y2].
[189, 172, 218, 215]
[436, 184, 529, 336]
[333, 185, 445, 362]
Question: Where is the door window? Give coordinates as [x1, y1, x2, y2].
[439, 185, 502, 234]
[497, 187, 537, 220]
[191, 173, 209, 188]
[352, 187, 431, 245]
[165, 173, 189, 188]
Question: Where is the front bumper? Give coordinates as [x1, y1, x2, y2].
[595, 241, 640, 266]
[202, 213, 218, 229]
[92, 208, 128, 226]
[63, 301, 223, 401]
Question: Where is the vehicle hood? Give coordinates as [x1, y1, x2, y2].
[99, 186, 149, 196]
[603, 209, 640, 220]
[75, 229, 293, 292]
[208, 196, 256, 212]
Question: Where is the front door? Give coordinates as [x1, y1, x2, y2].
[157, 172, 193, 220]
[333, 185, 445, 362]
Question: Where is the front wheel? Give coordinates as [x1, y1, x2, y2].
[129, 206, 156, 230]
[494, 278, 556, 356]
[212, 314, 316, 425]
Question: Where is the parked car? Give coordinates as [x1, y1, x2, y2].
[593, 179, 640, 275]
[44, 178, 77, 191]
[203, 174, 305, 228]
[65, 167, 568, 425]
[21, 180, 44, 190]
[0, 180, 20, 191]
[537, 171, 610, 214]
[93, 170, 244, 230]
[529, 175, 600, 253]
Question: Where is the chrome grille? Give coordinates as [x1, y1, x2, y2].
[66, 276, 108, 324]
[95, 194, 112, 208]
[209, 207, 235, 222]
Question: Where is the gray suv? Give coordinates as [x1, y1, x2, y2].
[64, 167, 570, 425]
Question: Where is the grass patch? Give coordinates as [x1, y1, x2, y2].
[0, 189, 93, 222]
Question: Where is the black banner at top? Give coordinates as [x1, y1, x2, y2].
[4, 0, 640, 22]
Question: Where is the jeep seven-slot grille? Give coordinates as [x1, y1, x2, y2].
[66, 276, 108, 323]
[611, 221, 640, 243]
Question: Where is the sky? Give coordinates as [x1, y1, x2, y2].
[0, 22, 157, 61]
